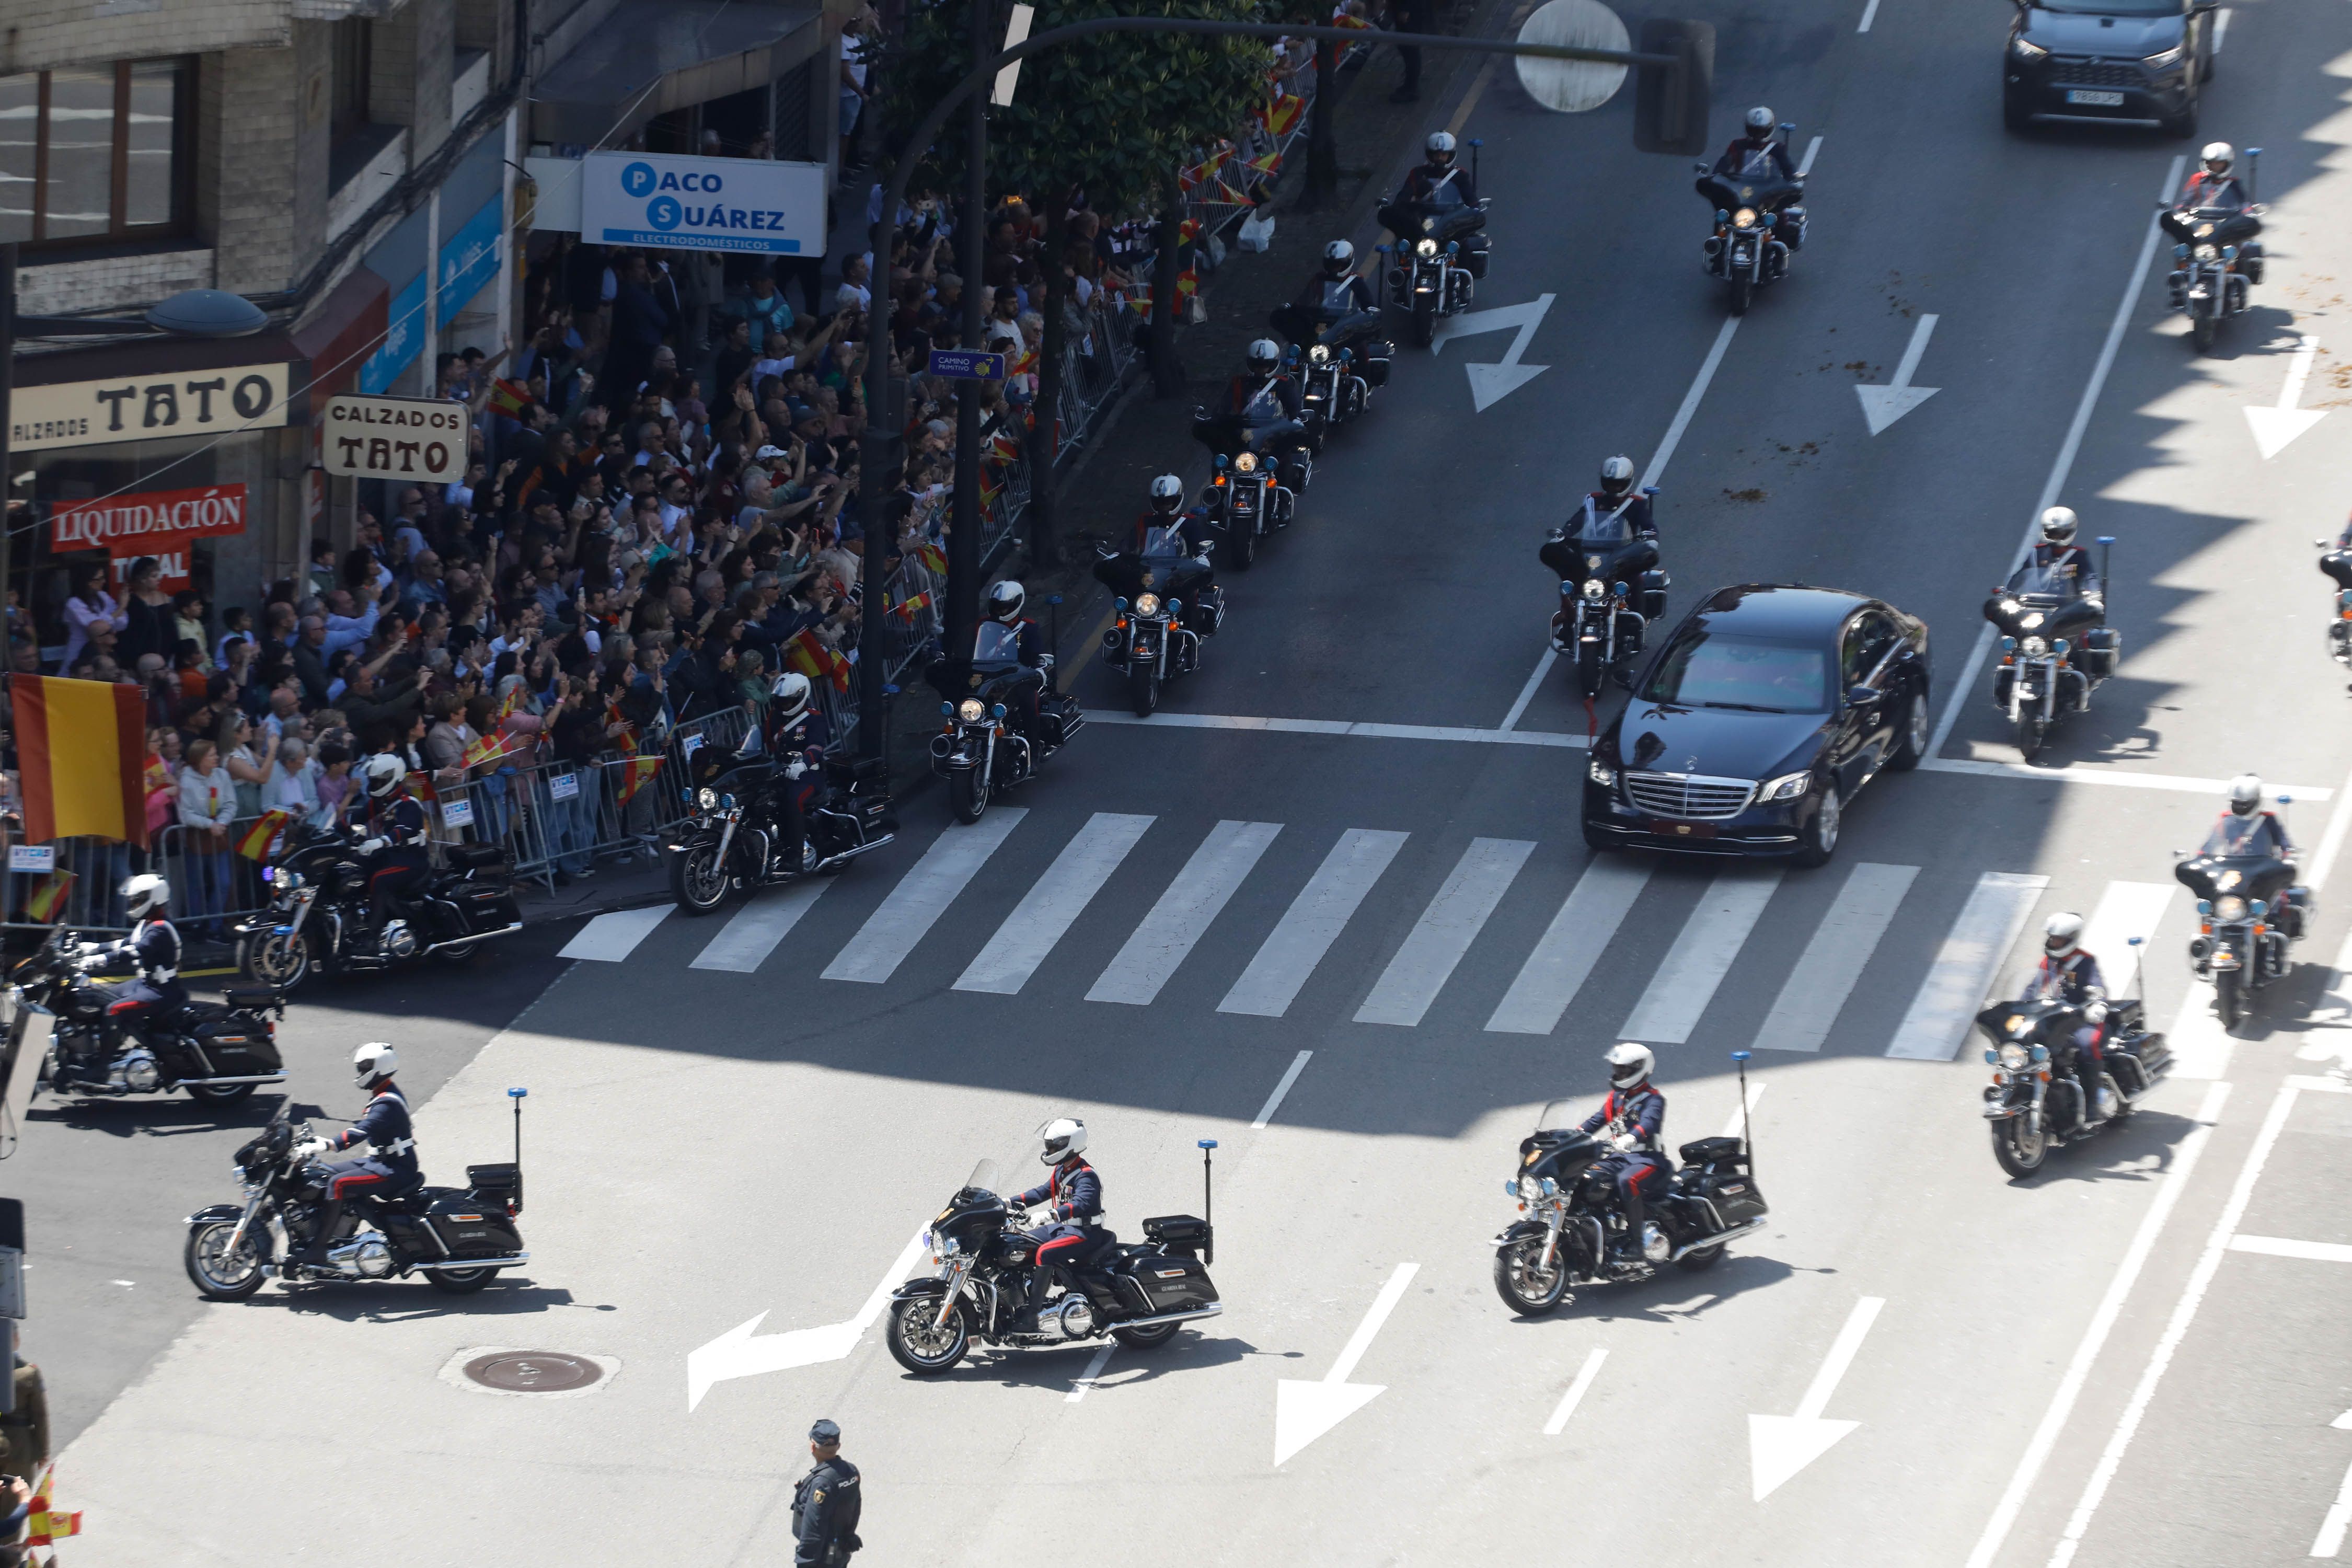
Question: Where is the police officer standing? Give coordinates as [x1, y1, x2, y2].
[792, 1418, 861, 1567]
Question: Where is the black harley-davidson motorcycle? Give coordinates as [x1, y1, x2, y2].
[2318, 532, 2352, 675]
[235, 822, 523, 991]
[1541, 491, 1667, 698]
[1094, 528, 1225, 718]
[1377, 146, 1491, 347]
[1985, 549, 2120, 760]
[885, 1145, 1224, 1374]
[1977, 970, 2173, 1177]
[11, 927, 285, 1104]
[1192, 417, 1309, 569]
[183, 1094, 531, 1299]
[2174, 816, 2312, 1026]
[928, 610, 1086, 823]
[2161, 154, 2263, 354]
[1491, 1056, 1771, 1316]
[667, 729, 895, 910]
[1271, 311, 1391, 443]
[1694, 127, 1805, 316]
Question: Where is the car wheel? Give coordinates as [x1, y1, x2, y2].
[1889, 684, 1930, 771]
[1794, 782, 1841, 869]
[2161, 91, 2198, 140]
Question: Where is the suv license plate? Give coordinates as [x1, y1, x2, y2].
[2066, 89, 2126, 106]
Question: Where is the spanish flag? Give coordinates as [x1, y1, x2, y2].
[915, 541, 949, 576]
[785, 629, 852, 695]
[1266, 93, 1305, 139]
[988, 428, 1024, 464]
[485, 378, 531, 420]
[612, 754, 663, 804]
[11, 675, 148, 848]
[891, 591, 935, 625]
[463, 731, 516, 770]
[236, 808, 293, 862]
[494, 683, 523, 724]
[26, 869, 74, 924]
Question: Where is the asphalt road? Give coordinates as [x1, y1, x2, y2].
[37, 0, 2352, 1562]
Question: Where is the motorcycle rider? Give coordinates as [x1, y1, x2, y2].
[78, 873, 187, 1028]
[1129, 474, 1225, 636]
[1009, 1117, 1102, 1331]
[2021, 914, 2112, 1124]
[1703, 107, 1805, 253]
[1270, 239, 1381, 350]
[767, 671, 827, 874]
[290, 1042, 421, 1266]
[2027, 506, 2103, 601]
[2162, 142, 2262, 241]
[1588, 456, 1654, 536]
[1222, 337, 1304, 426]
[1376, 131, 1479, 245]
[355, 754, 430, 939]
[1581, 1043, 1668, 1261]
[2206, 773, 2295, 858]
[978, 579, 1051, 743]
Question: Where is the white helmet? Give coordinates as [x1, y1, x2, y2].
[121, 872, 169, 920]
[2043, 912, 2083, 959]
[2200, 141, 2235, 174]
[1246, 337, 1283, 374]
[1604, 1041, 1654, 1090]
[353, 1041, 398, 1089]
[1149, 473, 1185, 514]
[2039, 506, 2079, 546]
[1599, 455, 1636, 497]
[2228, 774, 2263, 815]
[1322, 238, 1355, 276]
[770, 671, 811, 722]
[987, 580, 1025, 622]
[362, 753, 408, 798]
[1038, 1116, 1087, 1165]
[1745, 106, 1776, 135]
[1425, 130, 1457, 162]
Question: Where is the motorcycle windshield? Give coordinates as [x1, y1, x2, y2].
[2003, 562, 2079, 601]
[971, 622, 1021, 669]
[1140, 525, 1190, 560]
[1416, 181, 1467, 212]
[1573, 502, 1633, 544]
[963, 1157, 1002, 1200]
[2199, 817, 2286, 857]
[1535, 1098, 1582, 1134]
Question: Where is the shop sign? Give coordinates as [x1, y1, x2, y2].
[320, 395, 468, 481]
[9, 364, 293, 453]
[49, 483, 248, 595]
[579, 152, 826, 256]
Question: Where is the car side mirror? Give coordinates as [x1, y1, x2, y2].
[1846, 684, 1880, 707]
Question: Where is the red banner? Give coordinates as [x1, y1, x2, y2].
[51, 482, 247, 593]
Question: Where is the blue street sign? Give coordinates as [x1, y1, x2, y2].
[927, 349, 1007, 382]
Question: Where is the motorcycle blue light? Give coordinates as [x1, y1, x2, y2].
[1716, 209, 1730, 224]
[2001, 636, 2017, 651]
[2196, 899, 2212, 915]
[1115, 597, 1128, 611]
[940, 701, 953, 716]
[2174, 243, 2189, 259]
[1984, 1048, 1999, 1064]
[1446, 240, 1459, 253]
[2030, 1045, 2049, 1062]
[1611, 581, 1629, 597]
[2251, 900, 2267, 917]
[991, 704, 1007, 719]
[260, 867, 275, 882]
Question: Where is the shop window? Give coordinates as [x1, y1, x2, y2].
[0, 59, 194, 249]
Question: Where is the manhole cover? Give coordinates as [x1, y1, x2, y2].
[463, 1351, 604, 1393]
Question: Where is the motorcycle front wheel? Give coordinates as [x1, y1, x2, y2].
[1130, 665, 1161, 718]
[948, 768, 990, 825]
[2191, 313, 2217, 353]
[2012, 709, 2045, 760]
[1411, 295, 1436, 348]
[238, 928, 312, 991]
[2214, 967, 2244, 1027]
[1492, 1237, 1571, 1317]
[1992, 1119, 2050, 1178]
[1576, 643, 1605, 698]
[668, 843, 731, 915]
[887, 1296, 971, 1374]
[1728, 276, 1753, 316]
[185, 1221, 267, 1301]
[1223, 516, 1256, 570]
[425, 1264, 496, 1295]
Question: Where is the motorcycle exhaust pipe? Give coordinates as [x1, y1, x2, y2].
[414, 1253, 528, 1272]
[1112, 1304, 1224, 1331]
[182, 1074, 286, 1087]
[420, 923, 522, 958]
[1668, 1217, 1767, 1261]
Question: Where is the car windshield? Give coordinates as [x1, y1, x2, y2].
[1640, 631, 1830, 713]
[2035, 0, 2179, 14]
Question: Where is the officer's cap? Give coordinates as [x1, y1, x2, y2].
[809, 1418, 841, 1444]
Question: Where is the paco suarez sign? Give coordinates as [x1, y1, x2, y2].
[578, 151, 826, 256]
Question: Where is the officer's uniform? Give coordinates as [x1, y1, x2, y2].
[1013, 1157, 1103, 1321]
[1581, 1083, 1668, 1253]
[793, 1422, 862, 1567]
[93, 916, 188, 1023]
[301, 1083, 424, 1262]
[362, 790, 431, 925]
[2023, 950, 2109, 1102]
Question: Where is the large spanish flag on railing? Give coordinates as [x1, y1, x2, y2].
[11, 675, 148, 848]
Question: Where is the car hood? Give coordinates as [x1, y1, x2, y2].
[2023, 8, 2182, 54]
[1610, 704, 1826, 782]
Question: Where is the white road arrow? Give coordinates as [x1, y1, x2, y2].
[2245, 335, 2327, 459]
[1432, 294, 1555, 412]
[1855, 315, 1941, 435]
[1274, 1261, 1417, 1465]
[1748, 1295, 1884, 1500]
[687, 1229, 929, 1411]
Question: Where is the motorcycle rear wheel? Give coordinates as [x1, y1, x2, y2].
[2214, 967, 2244, 1027]
[668, 843, 731, 915]
[185, 1221, 267, 1300]
[432, 937, 482, 966]
[238, 929, 312, 991]
[1492, 1238, 1571, 1317]
[949, 769, 990, 825]
[1676, 1242, 1726, 1272]
[887, 1296, 971, 1374]
[1112, 1320, 1182, 1350]
[1129, 665, 1161, 718]
[1992, 1119, 2050, 1178]
[425, 1264, 496, 1294]
[185, 1081, 257, 1106]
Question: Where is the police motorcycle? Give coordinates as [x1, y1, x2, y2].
[2173, 811, 2311, 1027]
[182, 1095, 529, 1300]
[928, 611, 1085, 824]
[11, 926, 285, 1105]
[668, 720, 895, 912]
[1191, 417, 1309, 570]
[1984, 546, 2120, 761]
[1694, 124, 1805, 316]
[1491, 1055, 1771, 1316]
[1092, 520, 1224, 718]
[1270, 308, 1392, 444]
[2162, 149, 2263, 355]
[1977, 941, 2173, 1177]
[2317, 529, 2352, 676]
[1541, 490, 1667, 698]
[884, 1144, 1223, 1375]
[1379, 142, 1491, 348]
[236, 820, 523, 992]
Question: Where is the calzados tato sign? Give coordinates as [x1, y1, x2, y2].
[320, 394, 468, 482]
[9, 364, 292, 452]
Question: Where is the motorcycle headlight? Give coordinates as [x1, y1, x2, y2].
[2010, 36, 2048, 59]
[1588, 759, 1616, 786]
[1308, 343, 1330, 363]
[2213, 895, 2249, 921]
[2142, 43, 2183, 68]
[1999, 1043, 2032, 1070]
[2022, 636, 2049, 656]
[1733, 206, 1758, 229]
[958, 698, 987, 722]
[1233, 451, 1259, 473]
[2016, 612, 2044, 630]
[2193, 222, 2215, 239]
[1415, 237, 1438, 258]
[1135, 593, 1162, 616]
[1581, 579, 1604, 600]
[1759, 771, 1811, 802]
[697, 787, 718, 810]
[2195, 243, 2219, 262]
[279, 870, 303, 891]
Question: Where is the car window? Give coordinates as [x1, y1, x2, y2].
[1839, 620, 1872, 688]
[2036, 0, 2180, 15]
[1641, 632, 1830, 713]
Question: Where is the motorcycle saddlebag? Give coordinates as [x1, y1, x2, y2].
[190, 1017, 283, 1074]
[2078, 626, 2122, 680]
[424, 1190, 524, 1256]
[1638, 569, 1669, 621]
[1126, 1250, 1217, 1313]
[1677, 1136, 1746, 1171]
[1358, 339, 1394, 387]
[2321, 550, 2352, 590]
[1460, 233, 1491, 279]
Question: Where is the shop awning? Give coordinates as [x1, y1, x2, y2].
[529, 1, 825, 148]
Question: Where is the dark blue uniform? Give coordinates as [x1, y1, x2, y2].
[363, 791, 431, 924]
[321, 1084, 423, 1205]
[1014, 1157, 1103, 1322]
[792, 1455, 862, 1566]
[94, 917, 187, 1022]
[1582, 1084, 1668, 1252]
[2023, 949, 2109, 1093]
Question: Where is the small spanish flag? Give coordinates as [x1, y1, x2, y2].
[785, 629, 852, 695]
[463, 732, 513, 770]
[494, 683, 523, 724]
[143, 754, 170, 794]
[485, 378, 531, 419]
[979, 466, 1004, 505]
[11, 675, 148, 848]
[27, 1462, 82, 1546]
[236, 808, 293, 862]
[1009, 347, 1039, 380]
[1265, 93, 1304, 138]
[1176, 268, 1200, 299]
[26, 869, 74, 924]
[1246, 149, 1282, 177]
[613, 754, 663, 805]
[915, 541, 949, 576]
[988, 428, 1024, 465]
[891, 591, 935, 625]
[604, 695, 638, 748]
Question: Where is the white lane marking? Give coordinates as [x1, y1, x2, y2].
[1961, 1080, 2231, 1568]
[2163, 983, 2234, 1079]
[1543, 1347, 1609, 1435]
[1498, 650, 1557, 732]
[559, 905, 672, 962]
[1219, 829, 1409, 1017]
[686, 1228, 931, 1411]
[2304, 754, 2352, 892]
[1432, 294, 1556, 412]
[2226, 1234, 2352, 1264]
[821, 810, 1028, 983]
[1857, 0, 1881, 32]
[1252, 1050, 1314, 1129]
[2246, 335, 2327, 459]
[1886, 872, 2049, 1060]
[1487, 860, 1653, 1034]
[1088, 820, 1282, 1005]
[1754, 862, 1919, 1053]
[1355, 838, 1537, 1025]
[1274, 1262, 1419, 1466]
[2212, 6, 2229, 51]
[2042, 1078, 2295, 1567]
[1066, 1342, 1115, 1403]
[690, 882, 829, 972]
[1084, 709, 1585, 748]
[1621, 870, 1783, 1044]
[1856, 313, 1941, 435]
[1921, 756, 2333, 799]
[1644, 315, 1742, 491]
[2316, 1454, 2352, 1559]
[1721, 1078, 1767, 1140]
[1796, 135, 1823, 177]
[2078, 881, 2174, 997]
[954, 812, 1154, 994]
[1926, 156, 2187, 764]
[1749, 1296, 1885, 1501]
[2336, 1410, 2352, 1429]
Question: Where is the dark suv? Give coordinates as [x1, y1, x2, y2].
[2002, 0, 2218, 138]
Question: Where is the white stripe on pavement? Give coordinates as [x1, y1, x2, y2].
[954, 813, 1154, 994]
[1252, 1050, 1314, 1129]
[1218, 828, 1409, 1018]
[2225, 1234, 2352, 1264]
[1754, 862, 1919, 1052]
[1066, 1343, 1116, 1404]
[1919, 757, 2333, 799]
[1083, 709, 1586, 748]
[1644, 316, 1741, 491]
[689, 882, 830, 972]
[2162, 984, 2234, 1079]
[1720, 1079, 1767, 1141]
[2314, 1455, 2352, 1559]
[1355, 838, 1536, 1025]
[1621, 871, 1783, 1044]
[1543, 1347, 1609, 1435]
[560, 904, 672, 962]
[1796, 135, 1823, 177]
[1886, 872, 2049, 1060]
[2078, 880, 2174, 997]
[821, 811, 1028, 984]
[1087, 821, 1281, 1005]
[1486, 860, 1652, 1034]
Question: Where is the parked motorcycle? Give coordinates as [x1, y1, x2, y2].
[2318, 532, 2352, 676]
[183, 1094, 531, 1299]
[1985, 543, 2120, 759]
[2174, 814, 2312, 1026]
[236, 822, 522, 991]
[11, 927, 285, 1104]
[1491, 1053, 1771, 1316]
[1541, 490, 1667, 698]
[1977, 952, 2172, 1177]
[885, 1140, 1224, 1374]
[668, 732, 895, 910]
[929, 609, 1085, 823]
[1694, 127, 1804, 316]
[2163, 151, 2263, 354]
[1094, 528, 1223, 718]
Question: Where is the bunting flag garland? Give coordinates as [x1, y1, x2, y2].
[10, 675, 147, 848]
[485, 378, 531, 420]
[891, 591, 935, 625]
[612, 754, 663, 805]
[235, 808, 293, 862]
[26, 870, 75, 924]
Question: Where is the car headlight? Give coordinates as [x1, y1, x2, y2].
[1308, 343, 1330, 363]
[1233, 451, 1258, 473]
[2010, 36, 2048, 59]
[1759, 771, 1811, 802]
[2142, 43, 2183, 68]
[1581, 579, 1604, 600]
[1588, 759, 1616, 787]
[1135, 593, 1162, 616]
[697, 787, 719, 810]
[1999, 1043, 2032, 1070]
[2022, 636, 2048, 656]
[2194, 243, 2219, 262]
[2213, 895, 2249, 921]
[958, 698, 986, 722]
[1732, 206, 1758, 228]
[1415, 237, 1439, 258]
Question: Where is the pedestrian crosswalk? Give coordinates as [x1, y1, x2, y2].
[561, 811, 2196, 1056]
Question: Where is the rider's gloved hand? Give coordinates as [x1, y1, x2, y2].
[357, 837, 387, 856]
[292, 1137, 331, 1161]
